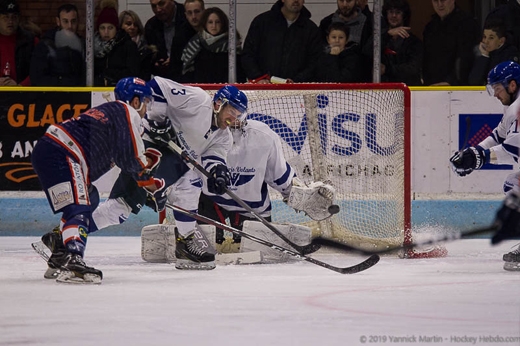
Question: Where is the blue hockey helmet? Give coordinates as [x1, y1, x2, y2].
[114, 77, 153, 107]
[213, 85, 248, 115]
[487, 61, 520, 95]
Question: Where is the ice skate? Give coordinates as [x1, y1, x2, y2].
[41, 226, 68, 279]
[56, 253, 103, 284]
[503, 244, 520, 271]
[175, 227, 216, 270]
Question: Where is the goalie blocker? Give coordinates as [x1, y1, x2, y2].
[141, 221, 312, 264]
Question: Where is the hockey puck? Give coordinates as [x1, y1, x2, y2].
[328, 204, 340, 214]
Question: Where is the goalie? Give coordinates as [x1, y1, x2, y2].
[196, 117, 338, 255]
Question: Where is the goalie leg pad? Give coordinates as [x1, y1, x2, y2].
[286, 181, 336, 221]
[141, 224, 217, 263]
[141, 224, 177, 263]
[141, 223, 263, 265]
[240, 221, 312, 263]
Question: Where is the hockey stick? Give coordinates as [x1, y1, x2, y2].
[460, 116, 472, 154]
[312, 223, 500, 256]
[165, 140, 320, 255]
[166, 202, 380, 274]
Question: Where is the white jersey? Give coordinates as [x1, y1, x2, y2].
[203, 120, 295, 217]
[147, 76, 232, 171]
[479, 95, 520, 165]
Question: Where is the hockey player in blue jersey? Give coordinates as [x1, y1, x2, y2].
[450, 61, 520, 271]
[32, 77, 167, 283]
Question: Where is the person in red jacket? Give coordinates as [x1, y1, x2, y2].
[0, 0, 38, 86]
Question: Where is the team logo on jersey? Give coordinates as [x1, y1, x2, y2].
[229, 173, 254, 187]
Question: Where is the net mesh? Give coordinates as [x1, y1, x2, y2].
[164, 84, 410, 252]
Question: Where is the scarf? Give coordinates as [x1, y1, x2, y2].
[181, 30, 241, 75]
[94, 31, 122, 58]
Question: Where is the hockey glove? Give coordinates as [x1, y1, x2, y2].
[146, 178, 168, 212]
[491, 191, 520, 245]
[207, 164, 230, 195]
[145, 117, 175, 147]
[449, 146, 489, 177]
[143, 148, 162, 174]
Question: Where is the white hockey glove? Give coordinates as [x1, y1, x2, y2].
[449, 146, 489, 177]
[285, 178, 338, 221]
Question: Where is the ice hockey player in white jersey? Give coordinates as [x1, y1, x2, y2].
[89, 77, 248, 270]
[32, 77, 164, 283]
[197, 117, 336, 257]
[449, 60, 520, 271]
[147, 78, 248, 269]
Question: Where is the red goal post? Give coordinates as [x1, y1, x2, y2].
[161, 83, 446, 258]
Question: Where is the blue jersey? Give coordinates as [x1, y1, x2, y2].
[43, 101, 152, 186]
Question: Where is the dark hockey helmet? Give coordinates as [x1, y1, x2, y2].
[213, 85, 248, 116]
[487, 61, 520, 96]
[115, 77, 153, 108]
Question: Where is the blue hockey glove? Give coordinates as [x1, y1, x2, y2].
[207, 164, 230, 195]
[449, 146, 489, 177]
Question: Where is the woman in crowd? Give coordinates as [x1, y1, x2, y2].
[180, 7, 245, 83]
[93, 0, 139, 86]
[119, 9, 156, 81]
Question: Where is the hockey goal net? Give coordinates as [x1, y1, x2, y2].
[164, 83, 446, 258]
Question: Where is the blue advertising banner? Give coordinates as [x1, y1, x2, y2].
[459, 113, 512, 170]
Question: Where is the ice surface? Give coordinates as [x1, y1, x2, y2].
[0, 237, 519, 346]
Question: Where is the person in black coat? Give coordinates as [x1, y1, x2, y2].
[241, 0, 322, 83]
[380, 0, 423, 86]
[144, 0, 188, 80]
[30, 4, 85, 86]
[422, 0, 479, 86]
[486, 0, 520, 52]
[180, 7, 245, 83]
[93, 3, 139, 86]
[469, 17, 520, 85]
[316, 22, 362, 83]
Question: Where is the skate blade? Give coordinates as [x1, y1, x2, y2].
[175, 259, 215, 270]
[44, 267, 60, 279]
[503, 262, 520, 271]
[56, 271, 102, 284]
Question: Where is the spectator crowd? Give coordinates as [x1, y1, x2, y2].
[1, 0, 519, 87]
